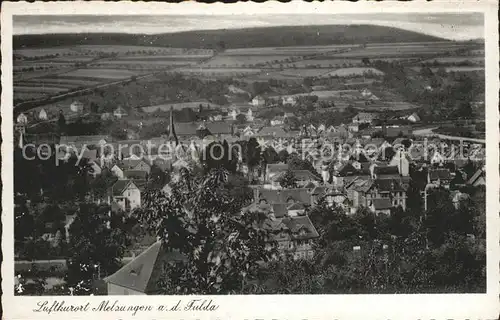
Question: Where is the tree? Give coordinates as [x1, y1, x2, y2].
[202, 140, 238, 173]
[235, 113, 247, 125]
[66, 203, 128, 295]
[57, 111, 66, 133]
[278, 169, 298, 189]
[135, 168, 276, 294]
[90, 168, 118, 200]
[454, 101, 474, 120]
[261, 146, 279, 165]
[277, 149, 290, 163]
[287, 155, 318, 175]
[245, 138, 261, 180]
[361, 57, 370, 65]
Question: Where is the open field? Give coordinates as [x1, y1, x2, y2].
[321, 67, 384, 77]
[14, 45, 214, 60]
[142, 101, 222, 113]
[60, 68, 144, 79]
[89, 60, 195, 68]
[423, 56, 484, 64]
[14, 47, 80, 57]
[171, 67, 262, 77]
[279, 68, 333, 77]
[118, 54, 211, 61]
[223, 44, 359, 56]
[202, 55, 298, 67]
[331, 43, 473, 58]
[411, 66, 485, 73]
[75, 45, 213, 56]
[445, 66, 485, 72]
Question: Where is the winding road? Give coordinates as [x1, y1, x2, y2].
[413, 127, 485, 144]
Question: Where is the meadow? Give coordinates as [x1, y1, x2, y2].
[142, 101, 222, 113]
[422, 56, 484, 64]
[331, 43, 472, 58]
[321, 67, 385, 77]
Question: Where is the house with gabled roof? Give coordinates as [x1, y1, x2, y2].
[265, 163, 289, 182]
[466, 168, 485, 187]
[119, 159, 151, 175]
[254, 188, 313, 207]
[113, 107, 128, 119]
[352, 112, 378, 124]
[407, 112, 421, 123]
[264, 215, 319, 260]
[347, 178, 408, 213]
[428, 168, 453, 188]
[252, 95, 265, 107]
[104, 241, 185, 295]
[109, 179, 145, 212]
[269, 169, 321, 189]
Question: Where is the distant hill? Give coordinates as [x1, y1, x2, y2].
[13, 24, 448, 49]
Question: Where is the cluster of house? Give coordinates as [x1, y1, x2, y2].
[15, 101, 129, 125]
[17, 99, 486, 294]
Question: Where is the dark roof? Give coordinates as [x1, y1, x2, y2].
[257, 126, 289, 137]
[111, 180, 132, 196]
[266, 164, 289, 174]
[467, 168, 484, 185]
[311, 186, 327, 195]
[257, 188, 311, 205]
[372, 178, 407, 192]
[372, 198, 392, 210]
[120, 159, 150, 170]
[287, 202, 305, 211]
[283, 216, 319, 240]
[385, 126, 413, 138]
[374, 165, 399, 176]
[171, 122, 198, 136]
[272, 170, 320, 182]
[303, 181, 316, 189]
[205, 122, 233, 135]
[429, 168, 452, 181]
[272, 203, 288, 218]
[104, 241, 184, 294]
[123, 170, 148, 180]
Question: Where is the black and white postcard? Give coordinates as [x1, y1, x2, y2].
[1, 1, 499, 319]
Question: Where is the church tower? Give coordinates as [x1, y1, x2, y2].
[167, 106, 178, 146]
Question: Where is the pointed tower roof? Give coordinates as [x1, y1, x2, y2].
[167, 106, 178, 145]
[104, 241, 185, 294]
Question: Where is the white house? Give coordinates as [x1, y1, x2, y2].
[252, 95, 265, 107]
[38, 109, 48, 121]
[16, 113, 28, 124]
[271, 116, 285, 126]
[110, 180, 143, 211]
[111, 164, 125, 179]
[88, 161, 102, 177]
[229, 109, 238, 121]
[430, 150, 446, 165]
[114, 107, 128, 119]
[282, 96, 297, 106]
[246, 109, 254, 122]
[407, 112, 421, 123]
[70, 101, 84, 113]
[389, 149, 410, 177]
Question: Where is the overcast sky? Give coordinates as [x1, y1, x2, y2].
[14, 13, 484, 41]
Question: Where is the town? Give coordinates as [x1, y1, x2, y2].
[13, 22, 486, 296]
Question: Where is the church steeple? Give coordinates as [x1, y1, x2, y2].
[168, 106, 178, 145]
